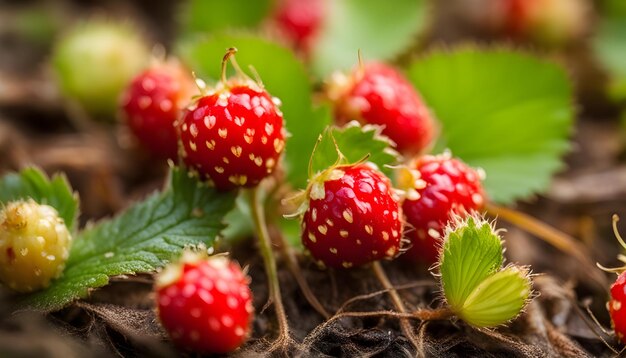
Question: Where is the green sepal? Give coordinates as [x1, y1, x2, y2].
[0, 167, 79, 232]
[309, 121, 401, 180]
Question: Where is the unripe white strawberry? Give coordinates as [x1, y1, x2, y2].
[0, 199, 72, 293]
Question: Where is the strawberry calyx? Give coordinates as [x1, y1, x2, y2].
[155, 246, 217, 289]
[186, 48, 266, 103]
[2, 201, 29, 231]
[284, 132, 372, 218]
[283, 165, 347, 219]
[325, 52, 367, 106]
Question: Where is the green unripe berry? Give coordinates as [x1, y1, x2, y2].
[0, 199, 72, 293]
[52, 19, 149, 117]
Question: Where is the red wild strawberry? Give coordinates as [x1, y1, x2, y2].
[400, 152, 486, 263]
[300, 162, 403, 269]
[155, 250, 254, 354]
[326, 61, 435, 155]
[273, 0, 325, 54]
[609, 271, 626, 344]
[178, 49, 286, 190]
[120, 60, 196, 159]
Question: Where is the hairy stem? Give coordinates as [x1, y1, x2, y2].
[372, 261, 419, 349]
[249, 188, 290, 346]
[413, 307, 454, 321]
[328, 308, 454, 322]
[485, 202, 607, 289]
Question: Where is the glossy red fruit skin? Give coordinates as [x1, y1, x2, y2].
[609, 272, 626, 344]
[402, 154, 486, 263]
[302, 163, 403, 269]
[156, 256, 254, 354]
[121, 63, 195, 159]
[330, 62, 435, 155]
[274, 0, 324, 53]
[178, 83, 285, 190]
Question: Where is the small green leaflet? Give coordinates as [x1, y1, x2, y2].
[439, 215, 532, 327]
[408, 49, 574, 204]
[312, 0, 427, 77]
[309, 122, 401, 180]
[0, 167, 78, 231]
[178, 34, 329, 190]
[19, 167, 236, 311]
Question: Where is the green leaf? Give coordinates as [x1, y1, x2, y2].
[279, 215, 304, 249]
[309, 122, 400, 179]
[179, 0, 272, 35]
[408, 49, 574, 204]
[20, 167, 237, 311]
[458, 266, 532, 328]
[221, 193, 254, 242]
[439, 216, 503, 311]
[594, 17, 626, 99]
[312, 0, 427, 77]
[0, 168, 78, 231]
[178, 34, 328, 189]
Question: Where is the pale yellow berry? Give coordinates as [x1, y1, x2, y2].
[0, 199, 72, 293]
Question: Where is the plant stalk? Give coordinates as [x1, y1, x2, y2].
[249, 188, 290, 345]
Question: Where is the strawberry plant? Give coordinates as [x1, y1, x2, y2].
[5, 0, 624, 355]
[0, 167, 236, 311]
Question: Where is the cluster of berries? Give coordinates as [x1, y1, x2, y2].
[117, 47, 487, 353]
[119, 49, 286, 353]
[301, 61, 486, 269]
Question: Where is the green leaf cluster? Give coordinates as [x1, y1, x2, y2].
[439, 216, 532, 328]
[1, 167, 236, 311]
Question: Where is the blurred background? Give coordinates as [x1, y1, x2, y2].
[0, 0, 626, 355]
